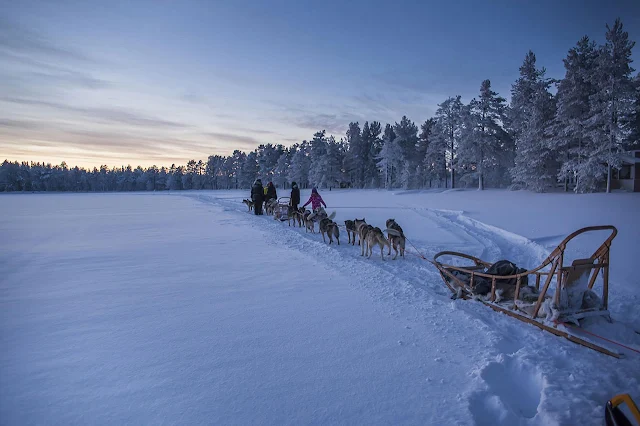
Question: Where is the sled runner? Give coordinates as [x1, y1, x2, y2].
[431, 225, 631, 358]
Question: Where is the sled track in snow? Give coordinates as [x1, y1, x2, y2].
[405, 207, 549, 269]
[186, 193, 638, 426]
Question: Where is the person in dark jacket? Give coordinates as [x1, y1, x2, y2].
[251, 179, 264, 215]
[290, 181, 300, 211]
[265, 181, 277, 205]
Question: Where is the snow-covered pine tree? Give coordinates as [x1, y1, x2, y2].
[240, 151, 259, 189]
[145, 165, 159, 191]
[393, 116, 419, 189]
[358, 122, 373, 187]
[459, 80, 509, 190]
[416, 119, 435, 187]
[509, 51, 558, 192]
[587, 19, 636, 193]
[423, 122, 448, 188]
[273, 148, 291, 189]
[205, 155, 222, 189]
[308, 131, 329, 188]
[456, 103, 478, 187]
[434, 97, 464, 188]
[554, 36, 599, 192]
[165, 164, 176, 190]
[157, 166, 167, 191]
[376, 123, 397, 189]
[344, 122, 362, 187]
[365, 121, 383, 187]
[257, 144, 283, 184]
[625, 74, 640, 150]
[323, 136, 344, 189]
[167, 165, 184, 190]
[288, 141, 311, 188]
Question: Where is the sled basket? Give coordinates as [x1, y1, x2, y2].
[275, 197, 291, 221]
[431, 225, 624, 358]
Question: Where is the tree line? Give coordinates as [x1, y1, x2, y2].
[2, 19, 638, 194]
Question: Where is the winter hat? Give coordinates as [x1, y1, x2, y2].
[256, 179, 262, 184]
[292, 181, 297, 186]
[312, 187, 318, 193]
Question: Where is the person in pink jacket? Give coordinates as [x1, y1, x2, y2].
[302, 187, 327, 211]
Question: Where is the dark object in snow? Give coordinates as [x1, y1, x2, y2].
[604, 393, 640, 426]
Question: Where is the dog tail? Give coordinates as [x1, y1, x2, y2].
[385, 228, 403, 237]
[328, 211, 336, 220]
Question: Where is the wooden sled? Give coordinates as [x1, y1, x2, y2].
[431, 225, 623, 358]
[273, 197, 291, 221]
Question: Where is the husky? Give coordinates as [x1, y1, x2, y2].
[303, 210, 315, 233]
[308, 207, 335, 221]
[359, 224, 373, 256]
[366, 227, 391, 260]
[292, 207, 307, 228]
[319, 218, 340, 245]
[242, 199, 254, 212]
[344, 220, 356, 244]
[265, 199, 278, 215]
[385, 219, 406, 260]
[287, 205, 299, 227]
[307, 207, 325, 222]
[353, 218, 367, 246]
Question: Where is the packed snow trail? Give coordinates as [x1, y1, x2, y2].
[192, 190, 640, 426]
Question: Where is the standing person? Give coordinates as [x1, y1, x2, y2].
[302, 187, 327, 211]
[290, 181, 300, 211]
[251, 179, 264, 215]
[266, 181, 277, 205]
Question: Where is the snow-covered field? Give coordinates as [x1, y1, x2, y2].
[1, 189, 639, 425]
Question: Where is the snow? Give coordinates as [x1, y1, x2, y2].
[1, 189, 639, 425]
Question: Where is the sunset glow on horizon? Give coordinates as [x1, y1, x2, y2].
[2, 0, 638, 170]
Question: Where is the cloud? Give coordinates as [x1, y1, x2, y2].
[284, 107, 371, 136]
[0, 121, 258, 167]
[0, 18, 93, 63]
[246, 128, 276, 135]
[267, 99, 396, 136]
[0, 118, 47, 130]
[202, 131, 264, 148]
[1, 97, 190, 129]
[290, 113, 347, 135]
[0, 20, 113, 96]
[24, 70, 111, 89]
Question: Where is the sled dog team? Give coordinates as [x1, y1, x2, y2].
[243, 180, 406, 261]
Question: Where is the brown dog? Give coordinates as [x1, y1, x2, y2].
[320, 218, 340, 245]
[366, 227, 391, 260]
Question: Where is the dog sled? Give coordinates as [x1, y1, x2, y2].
[431, 225, 634, 358]
[273, 197, 291, 221]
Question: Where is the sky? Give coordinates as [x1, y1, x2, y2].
[1, 0, 639, 169]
